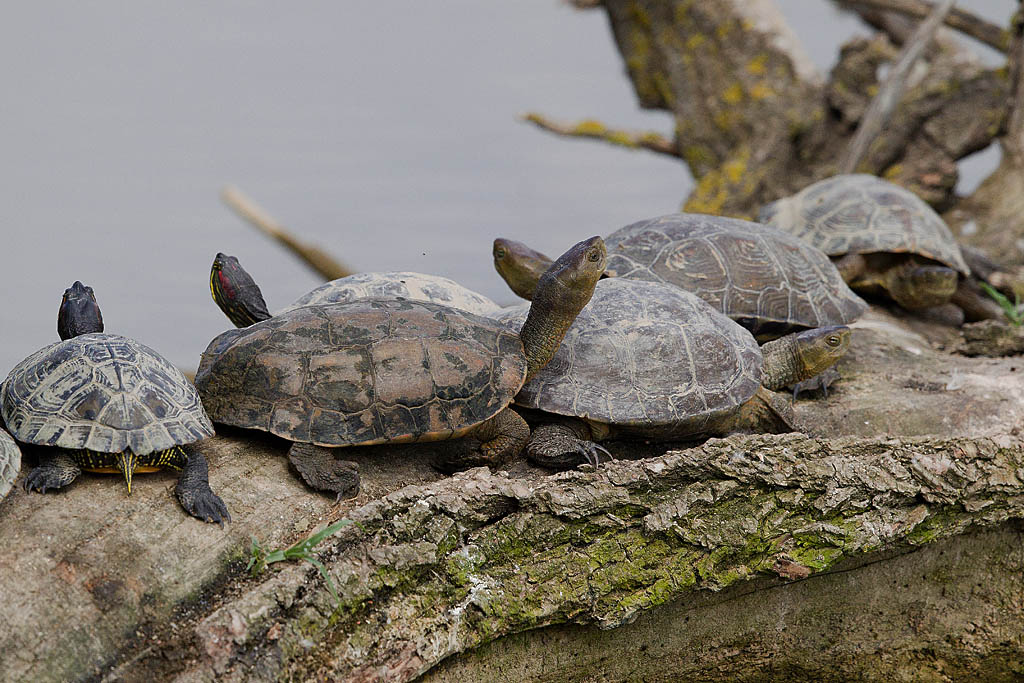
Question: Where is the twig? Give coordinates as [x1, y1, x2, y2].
[839, 0, 1010, 52]
[521, 113, 678, 158]
[839, 0, 957, 174]
[220, 186, 354, 282]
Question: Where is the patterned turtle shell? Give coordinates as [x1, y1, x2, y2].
[1, 334, 213, 454]
[281, 272, 500, 317]
[0, 429, 21, 502]
[496, 279, 763, 439]
[603, 213, 867, 339]
[758, 174, 970, 275]
[195, 298, 527, 446]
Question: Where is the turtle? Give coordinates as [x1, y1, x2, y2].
[194, 236, 607, 475]
[0, 428, 21, 504]
[1, 282, 229, 523]
[493, 213, 867, 342]
[210, 252, 501, 329]
[758, 174, 1004, 321]
[494, 278, 851, 468]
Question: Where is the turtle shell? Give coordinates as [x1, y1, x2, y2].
[603, 213, 867, 338]
[759, 174, 969, 275]
[496, 279, 763, 439]
[195, 298, 526, 447]
[1, 334, 213, 455]
[0, 429, 21, 502]
[282, 272, 500, 316]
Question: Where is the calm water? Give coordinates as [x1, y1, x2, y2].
[0, 1, 1010, 372]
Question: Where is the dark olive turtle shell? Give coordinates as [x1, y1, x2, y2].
[497, 279, 763, 439]
[759, 174, 969, 275]
[195, 299, 527, 447]
[0, 428, 20, 502]
[1, 334, 213, 455]
[604, 213, 866, 338]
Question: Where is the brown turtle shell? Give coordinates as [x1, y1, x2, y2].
[194, 299, 527, 447]
[604, 213, 866, 339]
[496, 279, 763, 440]
[759, 174, 969, 275]
[1, 334, 213, 455]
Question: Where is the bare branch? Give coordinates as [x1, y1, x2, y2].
[839, 0, 1011, 52]
[220, 186, 354, 282]
[839, 0, 956, 174]
[521, 112, 678, 158]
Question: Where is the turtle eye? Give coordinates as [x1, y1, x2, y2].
[827, 334, 841, 347]
[587, 249, 602, 262]
[494, 247, 506, 259]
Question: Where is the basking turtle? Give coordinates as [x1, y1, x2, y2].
[0, 428, 21, 503]
[210, 253, 500, 328]
[759, 174, 1002, 321]
[494, 213, 866, 342]
[195, 236, 607, 474]
[2, 282, 228, 523]
[495, 279, 851, 468]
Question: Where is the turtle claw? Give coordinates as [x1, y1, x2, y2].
[178, 484, 231, 526]
[23, 460, 80, 494]
[576, 441, 613, 467]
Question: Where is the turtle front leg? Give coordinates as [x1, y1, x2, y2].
[832, 253, 867, 283]
[175, 448, 231, 526]
[526, 418, 612, 470]
[24, 451, 81, 493]
[287, 443, 360, 501]
[432, 408, 530, 473]
[950, 277, 1008, 322]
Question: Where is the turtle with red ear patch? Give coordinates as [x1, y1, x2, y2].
[195, 236, 607, 479]
[2, 282, 229, 524]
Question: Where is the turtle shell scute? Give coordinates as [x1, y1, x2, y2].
[604, 213, 866, 337]
[1, 334, 214, 455]
[195, 299, 527, 446]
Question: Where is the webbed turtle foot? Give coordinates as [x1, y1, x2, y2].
[790, 366, 842, 401]
[576, 441, 613, 467]
[23, 453, 81, 493]
[178, 484, 231, 526]
[288, 443, 360, 501]
[175, 449, 230, 526]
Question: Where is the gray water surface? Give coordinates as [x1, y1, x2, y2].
[0, 1, 1010, 373]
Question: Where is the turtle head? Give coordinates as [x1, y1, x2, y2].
[519, 236, 607, 380]
[210, 253, 272, 328]
[493, 238, 554, 301]
[791, 326, 851, 379]
[57, 281, 104, 340]
[759, 325, 851, 391]
[885, 262, 958, 310]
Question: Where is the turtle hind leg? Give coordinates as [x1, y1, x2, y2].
[526, 419, 610, 470]
[288, 443, 360, 501]
[174, 447, 231, 526]
[24, 451, 81, 493]
[432, 408, 530, 473]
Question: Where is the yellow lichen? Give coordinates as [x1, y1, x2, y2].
[686, 34, 705, 50]
[746, 55, 768, 75]
[722, 83, 744, 105]
[573, 120, 608, 136]
[750, 83, 774, 100]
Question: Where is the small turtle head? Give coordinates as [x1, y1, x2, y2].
[57, 281, 104, 340]
[793, 325, 851, 378]
[492, 238, 554, 301]
[210, 253, 272, 328]
[886, 262, 958, 310]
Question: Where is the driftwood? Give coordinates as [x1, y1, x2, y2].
[2, 309, 1024, 682]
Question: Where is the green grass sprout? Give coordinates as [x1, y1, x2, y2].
[980, 282, 1023, 326]
[247, 518, 354, 602]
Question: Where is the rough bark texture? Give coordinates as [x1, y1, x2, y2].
[3, 310, 1024, 682]
[537, 0, 1012, 225]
